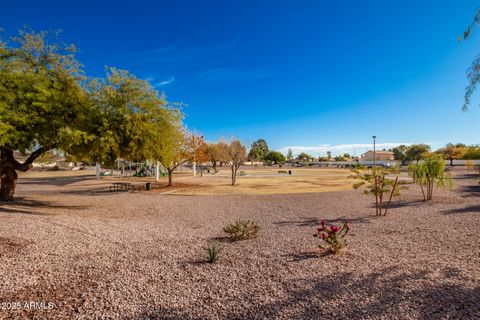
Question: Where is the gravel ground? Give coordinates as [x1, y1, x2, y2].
[0, 170, 479, 319]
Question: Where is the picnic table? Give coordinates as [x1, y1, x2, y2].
[110, 182, 134, 192]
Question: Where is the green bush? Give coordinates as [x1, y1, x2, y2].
[223, 220, 260, 241]
[408, 155, 453, 201]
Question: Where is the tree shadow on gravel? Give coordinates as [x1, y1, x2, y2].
[459, 184, 480, 198]
[18, 174, 95, 187]
[274, 215, 371, 227]
[452, 172, 479, 180]
[441, 205, 480, 215]
[132, 266, 480, 320]
[0, 197, 89, 215]
[377, 199, 426, 209]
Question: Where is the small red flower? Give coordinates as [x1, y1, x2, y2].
[330, 225, 339, 233]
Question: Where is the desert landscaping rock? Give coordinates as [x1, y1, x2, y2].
[0, 169, 479, 319]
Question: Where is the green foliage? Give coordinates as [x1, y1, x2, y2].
[0, 28, 187, 199]
[349, 166, 401, 216]
[461, 145, 480, 159]
[205, 242, 222, 263]
[297, 152, 312, 162]
[0, 29, 88, 154]
[264, 151, 286, 165]
[223, 220, 260, 241]
[392, 145, 408, 165]
[248, 139, 269, 161]
[405, 144, 431, 162]
[314, 220, 350, 254]
[68, 68, 183, 166]
[408, 155, 453, 201]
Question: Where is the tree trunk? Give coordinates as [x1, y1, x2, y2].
[211, 160, 217, 172]
[168, 168, 173, 187]
[231, 166, 236, 186]
[0, 166, 17, 201]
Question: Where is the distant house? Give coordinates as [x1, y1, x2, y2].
[360, 150, 394, 161]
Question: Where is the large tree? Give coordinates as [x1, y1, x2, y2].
[435, 143, 465, 167]
[67, 68, 181, 167]
[0, 29, 186, 199]
[265, 151, 286, 166]
[405, 144, 431, 162]
[248, 139, 269, 162]
[0, 30, 89, 200]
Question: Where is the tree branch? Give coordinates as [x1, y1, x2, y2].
[0, 146, 51, 172]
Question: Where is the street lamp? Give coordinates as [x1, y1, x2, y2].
[372, 135, 376, 166]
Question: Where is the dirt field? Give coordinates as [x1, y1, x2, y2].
[1, 167, 479, 319]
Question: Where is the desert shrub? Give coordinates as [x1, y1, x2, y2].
[223, 220, 260, 241]
[408, 155, 453, 201]
[349, 166, 401, 216]
[205, 242, 222, 263]
[314, 220, 350, 254]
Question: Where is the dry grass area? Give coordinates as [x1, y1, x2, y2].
[16, 166, 355, 196]
[0, 167, 479, 319]
[178, 167, 354, 195]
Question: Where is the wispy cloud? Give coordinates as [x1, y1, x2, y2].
[189, 38, 238, 53]
[134, 38, 238, 63]
[278, 143, 412, 156]
[154, 77, 175, 87]
[141, 43, 180, 54]
[198, 68, 277, 82]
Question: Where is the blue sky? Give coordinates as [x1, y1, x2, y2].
[1, 0, 479, 156]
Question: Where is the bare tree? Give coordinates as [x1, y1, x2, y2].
[227, 139, 247, 186]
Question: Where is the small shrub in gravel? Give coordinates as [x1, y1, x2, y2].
[314, 220, 350, 254]
[205, 242, 222, 263]
[223, 220, 260, 241]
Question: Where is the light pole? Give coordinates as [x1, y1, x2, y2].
[372, 135, 376, 166]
